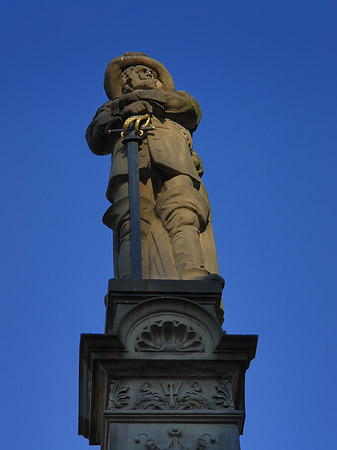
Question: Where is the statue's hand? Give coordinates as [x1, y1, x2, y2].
[118, 89, 158, 109]
[192, 150, 204, 177]
[120, 101, 153, 121]
[119, 91, 144, 107]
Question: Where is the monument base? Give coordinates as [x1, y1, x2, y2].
[79, 279, 257, 450]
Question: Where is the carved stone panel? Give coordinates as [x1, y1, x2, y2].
[105, 418, 242, 450]
[131, 381, 213, 410]
[107, 379, 235, 411]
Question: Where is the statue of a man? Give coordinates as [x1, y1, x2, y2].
[86, 52, 218, 280]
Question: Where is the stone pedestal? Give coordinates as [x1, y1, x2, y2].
[79, 279, 257, 450]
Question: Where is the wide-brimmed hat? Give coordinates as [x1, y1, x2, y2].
[104, 52, 175, 99]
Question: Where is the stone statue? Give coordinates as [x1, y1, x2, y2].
[86, 52, 219, 280]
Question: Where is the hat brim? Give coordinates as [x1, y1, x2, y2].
[104, 53, 175, 99]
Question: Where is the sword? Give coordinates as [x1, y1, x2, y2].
[107, 115, 154, 279]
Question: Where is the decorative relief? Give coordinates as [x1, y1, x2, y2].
[108, 382, 130, 409]
[134, 320, 205, 352]
[107, 379, 236, 411]
[213, 380, 235, 410]
[135, 425, 216, 450]
[132, 381, 213, 410]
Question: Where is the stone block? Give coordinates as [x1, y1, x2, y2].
[78, 279, 257, 449]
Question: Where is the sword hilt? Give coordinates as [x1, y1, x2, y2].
[107, 114, 154, 137]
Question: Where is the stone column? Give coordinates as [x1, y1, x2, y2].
[79, 278, 257, 450]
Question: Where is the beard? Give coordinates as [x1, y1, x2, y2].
[143, 79, 157, 89]
[132, 78, 157, 91]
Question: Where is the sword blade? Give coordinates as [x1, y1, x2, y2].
[126, 137, 142, 278]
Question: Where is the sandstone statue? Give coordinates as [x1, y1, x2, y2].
[86, 52, 219, 280]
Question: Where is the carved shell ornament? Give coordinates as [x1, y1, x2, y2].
[135, 320, 205, 352]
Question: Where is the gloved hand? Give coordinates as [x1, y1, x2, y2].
[120, 100, 153, 121]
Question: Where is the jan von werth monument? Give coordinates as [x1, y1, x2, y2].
[79, 52, 257, 450]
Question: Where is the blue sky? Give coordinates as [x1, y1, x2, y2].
[1, 1, 336, 449]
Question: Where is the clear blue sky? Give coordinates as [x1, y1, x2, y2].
[1, 1, 336, 449]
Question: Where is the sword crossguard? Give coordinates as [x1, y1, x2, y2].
[121, 114, 151, 137]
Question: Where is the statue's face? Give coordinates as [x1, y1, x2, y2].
[127, 65, 158, 90]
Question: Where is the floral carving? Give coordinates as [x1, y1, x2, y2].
[132, 382, 166, 410]
[108, 382, 130, 409]
[213, 380, 235, 409]
[132, 381, 212, 410]
[135, 320, 205, 352]
[107, 379, 236, 411]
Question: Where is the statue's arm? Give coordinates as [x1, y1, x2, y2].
[85, 101, 121, 155]
[86, 90, 201, 155]
[163, 90, 201, 131]
[119, 89, 202, 131]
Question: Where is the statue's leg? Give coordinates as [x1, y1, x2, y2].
[103, 178, 154, 278]
[155, 175, 211, 280]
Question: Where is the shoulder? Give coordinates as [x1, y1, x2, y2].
[92, 101, 112, 119]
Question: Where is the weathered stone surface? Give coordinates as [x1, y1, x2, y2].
[106, 379, 235, 411]
[79, 330, 257, 448]
[81, 53, 258, 450]
[78, 279, 257, 449]
[104, 278, 225, 335]
[86, 52, 219, 280]
[105, 414, 242, 450]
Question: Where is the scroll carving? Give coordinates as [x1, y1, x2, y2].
[135, 425, 216, 450]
